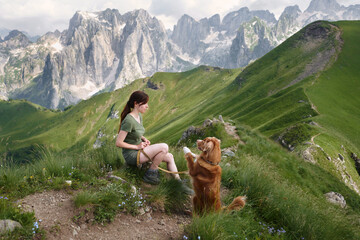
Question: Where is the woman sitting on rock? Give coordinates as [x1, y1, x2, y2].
[116, 90, 193, 194]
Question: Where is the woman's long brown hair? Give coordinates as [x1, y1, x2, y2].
[118, 91, 149, 133]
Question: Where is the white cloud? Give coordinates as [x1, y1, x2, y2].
[0, 0, 359, 36]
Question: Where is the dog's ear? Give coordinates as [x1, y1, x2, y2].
[204, 140, 214, 152]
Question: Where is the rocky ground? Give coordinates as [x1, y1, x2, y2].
[21, 189, 192, 240]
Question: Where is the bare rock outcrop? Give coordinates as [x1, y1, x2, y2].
[0, 219, 22, 234]
[324, 192, 346, 208]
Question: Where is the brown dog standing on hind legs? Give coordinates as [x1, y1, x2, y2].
[184, 137, 246, 214]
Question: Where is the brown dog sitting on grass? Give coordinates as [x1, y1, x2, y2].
[184, 137, 246, 214]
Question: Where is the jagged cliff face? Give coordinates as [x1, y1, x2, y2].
[229, 17, 277, 68]
[1, 9, 188, 108]
[0, 30, 48, 100]
[171, 7, 277, 67]
[1, 0, 360, 108]
[274, 6, 302, 43]
[171, 0, 360, 69]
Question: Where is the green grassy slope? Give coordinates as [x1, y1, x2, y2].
[1, 20, 360, 239]
[1, 21, 359, 184]
[306, 21, 360, 151]
[0, 67, 242, 153]
[0, 100, 58, 162]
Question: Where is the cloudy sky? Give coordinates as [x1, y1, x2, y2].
[0, 0, 358, 36]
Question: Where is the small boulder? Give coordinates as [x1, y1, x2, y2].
[203, 119, 213, 127]
[138, 208, 146, 215]
[178, 126, 204, 143]
[0, 220, 22, 234]
[308, 121, 319, 126]
[324, 192, 346, 208]
[302, 148, 316, 164]
[108, 110, 119, 119]
[222, 149, 235, 157]
[219, 115, 224, 123]
[93, 139, 104, 149]
[107, 173, 126, 183]
[351, 153, 360, 176]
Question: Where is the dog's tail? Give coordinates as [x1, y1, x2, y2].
[223, 196, 246, 211]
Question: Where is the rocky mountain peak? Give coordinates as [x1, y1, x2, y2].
[281, 5, 302, 18]
[4, 30, 28, 41]
[178, 14, 196, 25]
[2, 30, 31, 48]
[124, 9, 153, 23]
[229, 16, 275, 68]
[2, 2, 360, 110]
[65, 9, 121, 46]
[252, 10, 277, 24]
[171, 14, 198, 49]
[305, 0, 342, 13]
[209, 14, 221, 28]
[121, 9, 165, 32]
[275, 5, 302, 43]
[36, 30, 62, 45]
[98, 8, 122, 26]
[133, 8, 150, 18]
[221, 7, 276, 34]
[72, 11, 97, 25]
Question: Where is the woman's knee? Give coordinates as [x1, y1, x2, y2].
[157, 143, 168, 154]
[161, 143, 169, 153]
[163, 153, 174, 163]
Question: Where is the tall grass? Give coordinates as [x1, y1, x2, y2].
[147, 178, 189, 213]
[0, 143, 124, 198]
[1, 142, 191, 238]
[187, 209, 287, 240]
[185, 125, 360, 239]
[1, 121, 360, 239]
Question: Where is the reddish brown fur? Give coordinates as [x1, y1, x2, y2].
[185, 137, 246, 214]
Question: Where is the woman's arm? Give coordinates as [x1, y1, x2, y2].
[116, 130, 147, 150]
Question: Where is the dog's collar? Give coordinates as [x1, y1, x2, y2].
[200, 156, 219, 166]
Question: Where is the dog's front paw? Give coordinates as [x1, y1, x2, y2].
[183, 147, 191, 154]
[184, 147, 196, 158]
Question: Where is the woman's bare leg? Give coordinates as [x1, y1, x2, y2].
[163, 153, 180, 179]
[139, 143, 180, 179]
[139, 143, 168, 168]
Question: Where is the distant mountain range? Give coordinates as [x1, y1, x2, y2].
[1, 0, 359, 109]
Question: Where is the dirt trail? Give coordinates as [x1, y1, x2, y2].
[21, 190, 191, 240]
[311, 133, 321, 144]
[223, 122, 245, 151]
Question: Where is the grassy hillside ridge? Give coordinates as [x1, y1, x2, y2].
[1, 123, 360, 239]
[1, 20, 360, 239]
[1, 20, 359, 187]
[306, 21, 360, 150]
[0, 67, 242, 154]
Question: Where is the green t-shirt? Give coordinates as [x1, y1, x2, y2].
[120, 113, 145, 160]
